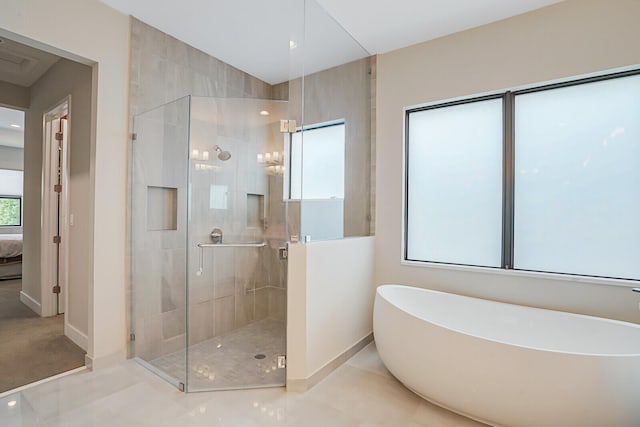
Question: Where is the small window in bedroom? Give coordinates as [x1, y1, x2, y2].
[0, 197, 21, 226]
[0, 169, 23, 227]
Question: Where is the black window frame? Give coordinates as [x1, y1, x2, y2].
[0, 195, 23, 227]
[404, 68, 640, 281]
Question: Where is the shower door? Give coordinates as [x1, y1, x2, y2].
[186, 97, 290, 391]
[130, 96, 191, 390]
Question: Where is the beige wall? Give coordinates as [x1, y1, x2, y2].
[0, 146, 23, 170]
[376, 0, 640, 323]
[287, 236, 375, 389]
[0, 81, 29, 109]
[22, 58, 93, 345]
[0, 0, 130, 367]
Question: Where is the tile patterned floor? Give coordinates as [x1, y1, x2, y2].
[0, 343, 487, 426]
[150, 318, 286, 391]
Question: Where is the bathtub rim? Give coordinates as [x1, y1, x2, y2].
[375, 284, 640, 358]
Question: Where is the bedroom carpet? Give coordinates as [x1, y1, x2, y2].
[0, 279, 85, 393]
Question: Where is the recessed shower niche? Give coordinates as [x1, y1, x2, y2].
[146, 186, 178, 231]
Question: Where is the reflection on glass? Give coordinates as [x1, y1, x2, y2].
[209, 185, 228, 210]
[289, 122, 345, 200]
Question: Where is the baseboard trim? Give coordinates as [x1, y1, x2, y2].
[286, 332, 373, 392]
[65, 322, 88, 352]
[19, 290, 41, 316]
[0, 366, 87, 399]
[85, 349, 127, 371]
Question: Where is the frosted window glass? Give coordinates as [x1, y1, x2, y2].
[514, 75, 640, 280]
[407, 99, 503, 266]
[290, 123, 345, 200]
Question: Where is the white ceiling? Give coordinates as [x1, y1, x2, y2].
[102, 0, 562, 84]
[0, 107, 24, 149]
[316, 0, 563, 54]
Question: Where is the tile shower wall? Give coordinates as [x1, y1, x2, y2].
[129, 19, 272, 116]
[129, 19, 287, 360]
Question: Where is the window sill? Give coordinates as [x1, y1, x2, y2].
[400, 259, 639, 288]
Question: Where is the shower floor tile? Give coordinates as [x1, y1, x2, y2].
[150, 318, 286, 391]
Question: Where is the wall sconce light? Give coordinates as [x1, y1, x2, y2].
[257, 151, 284, 165]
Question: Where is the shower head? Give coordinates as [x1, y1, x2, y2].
[214, 145, 231, 161]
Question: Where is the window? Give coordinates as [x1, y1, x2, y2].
[405, 69, 640, 281]
[514, 74, 640, 280]
[406, 98, 503, 267]
[0, 169, 23, 227]
[288, 121, 345, 200]
[0, 197, 21, 226]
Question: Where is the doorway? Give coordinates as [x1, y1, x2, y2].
[0, 35, 90, 393]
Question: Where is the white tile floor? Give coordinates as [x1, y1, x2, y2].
[0, 343, 486, 426]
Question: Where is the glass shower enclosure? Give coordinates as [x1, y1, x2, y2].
[130, 96, 290, 391]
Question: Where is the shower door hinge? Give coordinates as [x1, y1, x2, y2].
[130, 333, 135, 341]
[280, 120, 296, 133]
[279, 247, 288, 260]
[52, 285, 61, 294]
[277, 355, 286, 369]
[53, 235, 61, 244]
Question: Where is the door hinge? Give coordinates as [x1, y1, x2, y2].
[278, 247, 288, 260]
[130, 333, 136, 341]
[277, 355, 286, 369]
[53, 235, 61, 244]
[54, 184, 62, 193]
[55, 132, 63, 141]
[279, 120, 296, 133]
[131, 133, 137, 141]
[52, 285, 61, 294]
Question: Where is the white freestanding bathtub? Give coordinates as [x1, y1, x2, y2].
[374, 284, 640, 427]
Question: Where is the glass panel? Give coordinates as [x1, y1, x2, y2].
[290, 123, 345, 200]
[514, 74, 640, 280]
[406, 99, 503, 267]
[186, 97, 289, 391]
[130, 96, 190, 389]
[298, 0, 373, 241]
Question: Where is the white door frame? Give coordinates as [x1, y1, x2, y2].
[41, 96, 70, 319]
